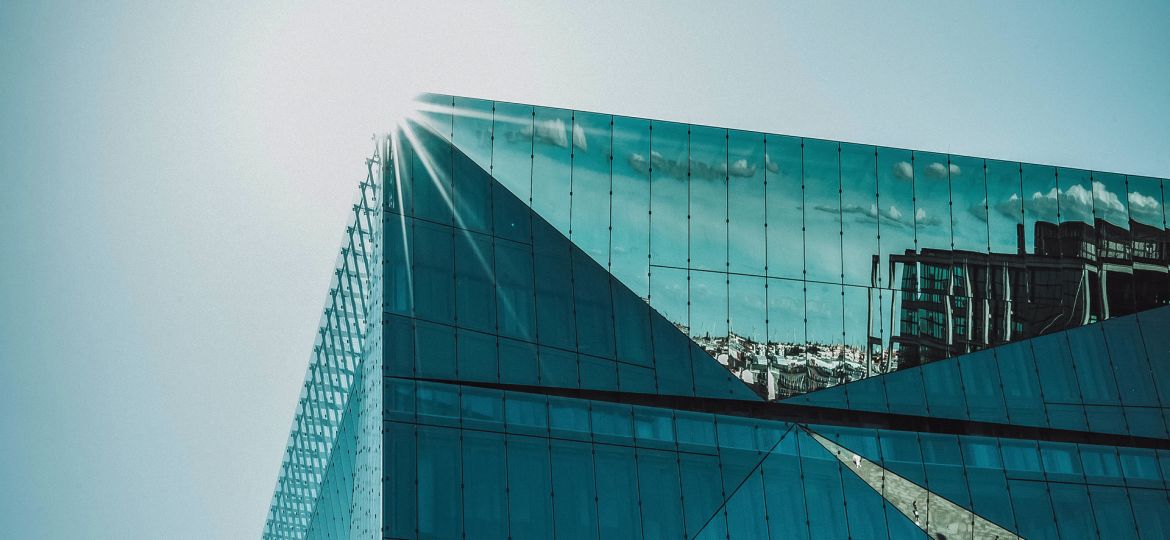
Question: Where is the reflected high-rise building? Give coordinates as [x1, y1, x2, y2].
[891, 218, 1170, 367]
[264, 94, 1170, 540]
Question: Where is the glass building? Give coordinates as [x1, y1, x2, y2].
[263, 93, 1170, 539]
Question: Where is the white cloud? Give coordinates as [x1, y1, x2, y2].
[626, 151, 757, 179]
[1060, 183, 1094, 221]
[892, 161, 913, 180]
[572, 123, 587, 151]
[924, 162, 961, 178]
[993, 193, 1022, 220]
[1129, 190, 1162, 224]
[915, 207, 943, 226]
[968, 198, 988, 222]
[728, 158, 756, 177]
[765, 154, 781, 174]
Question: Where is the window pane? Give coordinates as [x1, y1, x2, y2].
[840, 142, 879, 288]
[611, 115, 651, 297]
[765, 135, 804, 281]
[690, 125, 729, 272]
[728, 130, 767, 275]
[803, 138, 842, 284]
[650, 120, 690, 269]
[531, 106, 573, 235]
[569, 111, 613, 264]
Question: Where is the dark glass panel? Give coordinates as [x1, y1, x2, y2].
[1130, 488, 1170, 540]
[1006, 479, 1059, 540]
[384, 312, 416, 378]
[498, 337, 538, 386]
[533, 220, 576, 350]
[651, 311, 696, 396]
[796, 431, 849, 539]
[495, 239, 536, 340]
[1081, 486, 1137, 540]
[1066, 323, 1122, 406]
[493, 180, 531, 243]
[920, 356, 968, 420]
[637, 448, 685, 539]
[415, 321, 455, 380]
[572, 247, 616, 359]
[506, 435, 553, 539]
[959, 435, 1017, 531]
[461, 430, 508, 540]
[383, 213, 414, 315]
[614, 275, 654, 368]
[760, 433, 809, 540]
[417, 425, 462, 539]
[959, 349, 1009, 423]
[454, 229, 495, 332]
[550, 439, 599, 540]
[1048, 482, 1097, 540]
[412, 221, 454, 323]
[725, 471, 770, 540]
[385, 422, 417, 538]
[595, 445, 643, 540]
[995, 342, 1048, 427]
[538, 346, 578, 388]
[680, 452, 728, 540]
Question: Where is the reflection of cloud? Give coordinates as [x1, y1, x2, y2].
[572, 123, 587, 151]
[1060, 183, 1094, 221]
[1129, 190, 1162, 224]
[1092, 181, 1127, 224]
[765, 154, 781, 174]
[892, 161, 913, 180]
[627, 151, 757, 179]
[915, 207, 943, 226]
[925, 162, 961, 178]
[1005, 181, 1134, 225]
[503, 117, 588, 150]
[993, 193, 1021, 219]
[968, 199, 988, 222]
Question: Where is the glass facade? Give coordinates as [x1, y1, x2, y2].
[264, 94, 1170, 540]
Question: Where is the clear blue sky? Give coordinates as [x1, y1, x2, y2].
[2, 2, 1167, 538]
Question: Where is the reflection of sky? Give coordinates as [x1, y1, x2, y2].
[456, 102, 1169, 349]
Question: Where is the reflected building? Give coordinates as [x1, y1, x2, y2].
[264, 94, 1170, 540]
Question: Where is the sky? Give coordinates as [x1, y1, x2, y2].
[1, 1, 1168, 538]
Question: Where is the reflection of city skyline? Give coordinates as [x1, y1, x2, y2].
[678, 215, 1169, 401]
